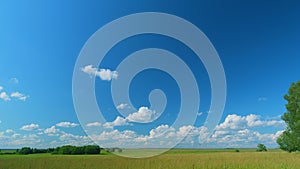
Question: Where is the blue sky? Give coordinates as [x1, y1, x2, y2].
[0, 1, 299, 150]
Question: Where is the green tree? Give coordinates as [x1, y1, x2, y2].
[52, 145, 101, 155]
[18, 147, 33, 155]
[84, 145, 101, 154]
[277, 81, 300, 152]
[256, 143, 267, 152]
[72, 146, 85, 155]
[58, 145, 74, 154]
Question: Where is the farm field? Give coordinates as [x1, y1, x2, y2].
[1, 149, 300, 169]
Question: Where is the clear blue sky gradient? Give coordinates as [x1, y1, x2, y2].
[0, 1, 299, 148]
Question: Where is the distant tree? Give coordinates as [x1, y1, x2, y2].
[106, 148, 114, 153]
[72, 146, 85, 155]
[58, 145, 74, 154]
[84, 145, 101, 154]
[32, 148, 38, 154]
[32, 148, 47, 154]
[52, 147, 60, 154]
[18, 147, 33, 155]
[51, 145, 101, 155]
[47, 148, 55, 153]
[277, 81, 300, 152]
[256, 143, 267, 152]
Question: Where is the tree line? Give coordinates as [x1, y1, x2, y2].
[16, 145, 101, 155]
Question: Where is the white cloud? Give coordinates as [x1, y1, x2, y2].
[148, 125, 174, 139]
[81, 65, 118, 81]
[12, 133, 21, 138]
[216, 114, 247, 130]
[56, 122, 79, 128]
[207, 128, 285, 148]
[197, 112, 203, 116]
[5, 134, 41, 147]
[0, 86, 3, 91]
[91, 130, 137, 142]
[59, 133, 92, 146]
[258, 97, 268, 101]
[126, 106, 158, 123]
[103, 106, 159, 128]
[20, 123, 39, 131]
[0, 112, 286, 149]
[90, 124, 207, 148]
[200, 114, 286, 148]
[216, 114, 284, 131]
[117, 103, 130, 110]
[10, 77, 19, 84]
[0, 92, 11, 101]
[103, 116, 129, 129]
[86, 122, 101, 127]
[10, 92, 29, 101]
[5, 129, 14, 133]
[44, 126, 60, 136]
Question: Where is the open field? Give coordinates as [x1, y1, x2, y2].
[0, 149, 16, 154]
[1, 149, 300, 169]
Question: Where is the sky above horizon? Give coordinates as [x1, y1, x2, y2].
[0, 1, 299, 150]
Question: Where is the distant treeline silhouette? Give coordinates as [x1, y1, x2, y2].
[15, 145, 101, 155]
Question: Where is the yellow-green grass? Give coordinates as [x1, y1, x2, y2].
[1, 149, 300, 169]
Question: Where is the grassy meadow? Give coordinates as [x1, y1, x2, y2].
[1, 149, 300, 169]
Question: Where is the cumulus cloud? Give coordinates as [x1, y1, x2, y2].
[10, 78, 19, 84]
[56, 122, 79, 128]
[86, 122, 101, 127]
[0, 86, 3, 91]
[0, 133, 41, 147]
[103, 106, 159, 128]
[126, 107, 158, 123]
[216, 114, 247, 130]
[90, 124, 207, 148]
[5, 129, 14, 133]
[200, 114, 286, 147]
[91, 130, 137, 142]
[258, 97, 268, 101]
[81, 65, 118, 81]
[59, 133, 92, 146]
[103, 116, 129, 129]
[216, 114, 284, 131]
[0, 132, 4, 138]
[0, 92, 10, 101]
[44, 126, 61, 136]
[0, 112, 286, 149]
[10, 92, 29, 101]
[117, 103, 130, 110]
[20, 123, 39, 131]
[207, 128, 285, 148]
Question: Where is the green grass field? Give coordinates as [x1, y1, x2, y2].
[1, 149, 300, 169]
